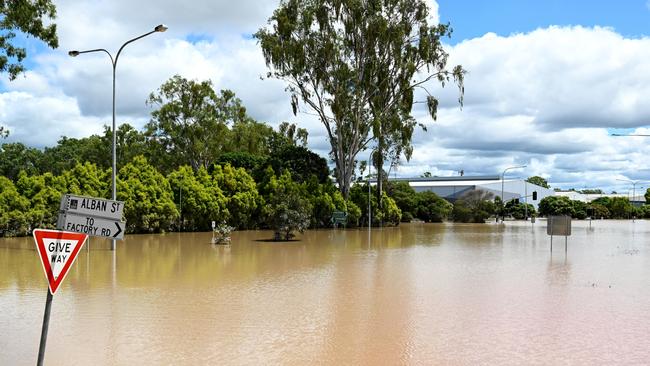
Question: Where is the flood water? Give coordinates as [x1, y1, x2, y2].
[1, 220, 650, 365]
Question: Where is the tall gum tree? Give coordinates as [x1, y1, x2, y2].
[256, 0, 464, 199]
[145, 75, 249, 171]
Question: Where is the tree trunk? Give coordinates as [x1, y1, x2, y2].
[376, 139, 384, 212]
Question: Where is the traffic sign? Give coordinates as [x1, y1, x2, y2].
[33, 229, 88, 294]
[331, 210, 347, 227]
[58, 212, 125, 240]
[59, 194, 124, 221]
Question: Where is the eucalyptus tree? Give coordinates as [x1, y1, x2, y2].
[256, 0, 464, 199]
[145, 75, 249, 171]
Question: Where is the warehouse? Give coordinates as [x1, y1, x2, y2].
[387, 176, 555, 209]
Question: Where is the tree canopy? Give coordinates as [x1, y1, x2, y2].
[526, 176, 550, 189]
[1, 0, 58, 80]
[146, 75, 249, 171]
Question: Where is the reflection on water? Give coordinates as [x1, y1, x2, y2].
[1, 221, 650, 365]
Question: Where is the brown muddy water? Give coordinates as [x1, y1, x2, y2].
[1, 220, 649, 365]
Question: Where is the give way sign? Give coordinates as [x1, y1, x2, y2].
[33, 229, 88, 294]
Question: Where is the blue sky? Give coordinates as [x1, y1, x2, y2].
[3, 0, 650, 192]
[438, 0, 650, 43]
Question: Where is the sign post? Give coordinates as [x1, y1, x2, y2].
[33, 229, 88, 366]
[547, 215, 571, 253]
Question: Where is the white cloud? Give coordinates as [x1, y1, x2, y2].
[401, 25, 650, 191]
[0, 91, 104, 146]
[2, 1, 650, 192]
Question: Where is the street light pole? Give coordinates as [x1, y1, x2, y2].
[368, 153, 373, 231]
[367, 148, 379, 231]
[501, 165, 527, 222]
[616, 178, 649, 221]
[69, 24, 167, 250]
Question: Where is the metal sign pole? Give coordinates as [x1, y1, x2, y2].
[565, 218, 569, 254]
[550, 216, 553, 252]
[37, 290, 53, 366]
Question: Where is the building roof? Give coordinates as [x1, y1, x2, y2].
[388, 175, 501, 182]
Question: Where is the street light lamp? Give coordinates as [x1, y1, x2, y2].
[501, 165, 527, 221]
[69, 24, 167, 250]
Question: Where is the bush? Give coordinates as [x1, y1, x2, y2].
[451, 190, 496, 223]
[590, 203, 609, 219]
[608, 197, 634, 219]
[504, 200, 537, 220]
[168, 166, 228, 231]
[212, 164, 261, 229]
[0, 176, 30, 236]
[345, 200, 361, 227]
[304, 177, 346, 228]
[538, 196, 575, 217]
[572, 200, 588, 219]
[261, 170, 312, 240]
[380, 194, 402, 225]
[386, 182, 417, 220]
[637, 205, 650, 219]
[415, 191, 453, 222]
[117, 156, 178, 233]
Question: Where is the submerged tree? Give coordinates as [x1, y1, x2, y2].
[256, 0, 464, 199]
[261, 169, 312, 240]
[451, 190, 496, 223]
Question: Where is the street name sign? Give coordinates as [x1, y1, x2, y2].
[59, 194, 126, 240]
[33, 229, 88, 294]
[59, 194, 124, 221]
[58, 212, 125, 240]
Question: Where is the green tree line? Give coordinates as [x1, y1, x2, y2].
[537, 195, 650, 219]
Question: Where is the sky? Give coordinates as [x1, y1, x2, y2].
[2, 0, 650, 193]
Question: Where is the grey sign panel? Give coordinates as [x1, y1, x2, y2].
[60, 194, 124, 221]
[547, 215, 571, 236]
[58, 212, 125, 240]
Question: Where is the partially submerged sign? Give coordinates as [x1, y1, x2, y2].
[547, 215, 572, 236]
[332, 211, 347, 226]
[547, 215, 571, 253]
[58, 212, 124, 240]
[59, 194, 126, 240]
[33, 229, 88, 294]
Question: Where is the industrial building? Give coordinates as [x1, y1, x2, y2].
[387, 176, 555, 209]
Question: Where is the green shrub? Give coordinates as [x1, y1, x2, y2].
[451, 190, 496, 223]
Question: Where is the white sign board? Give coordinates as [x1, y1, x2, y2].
[58, 212, 125, 240]
[60, 194, 124, 221]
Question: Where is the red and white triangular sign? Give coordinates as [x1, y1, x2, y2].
[33, 229, 88, 294]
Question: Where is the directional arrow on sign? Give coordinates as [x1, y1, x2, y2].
[113, 221, 122, 238]
[58, 212, 125, 240]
